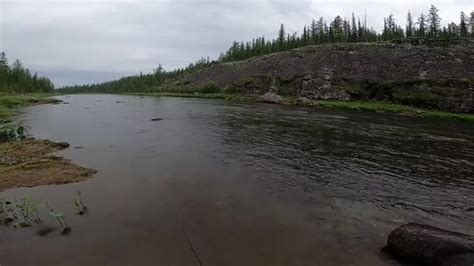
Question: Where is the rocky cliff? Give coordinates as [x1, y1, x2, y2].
[172, 42, 474, 113]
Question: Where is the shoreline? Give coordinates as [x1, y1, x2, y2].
[0, 94, 96, 191]
[124, 92, 474, 123]
[0, 94, 61, 123]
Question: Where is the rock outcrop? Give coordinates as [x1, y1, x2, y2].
[171, 42, 474, 113]
[385, 223, 474, 266]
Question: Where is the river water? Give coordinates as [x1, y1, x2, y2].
[1, 95, 473, 265]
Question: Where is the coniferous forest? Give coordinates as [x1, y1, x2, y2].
[0, 52, 55, 93]
[59, 5, 473, 93]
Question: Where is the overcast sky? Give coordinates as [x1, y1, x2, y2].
[0, 0, 472, 87]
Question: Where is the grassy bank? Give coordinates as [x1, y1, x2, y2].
[0, 94, 60, 123]
[125, 92, 474, 123]
[290, 100, 474, 122]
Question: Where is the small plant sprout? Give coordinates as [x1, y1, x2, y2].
[73, 190, 87, 215]
[0, 198, 5, 223]
[46, 202, 71, 235]
[2, 199, 17, 226]
[21, 198, 43, 224]
[15, 199, 33, 227]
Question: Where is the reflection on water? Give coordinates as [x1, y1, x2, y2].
[1, 95, 473, 266]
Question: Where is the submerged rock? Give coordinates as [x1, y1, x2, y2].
[385, 223, 474, 266]
[53, 142, 70, 149]
[150, 118, 163, 121]
[260, 92, 283, 104]
[61, 226, 72, 235]
[37, 226, 57, 236]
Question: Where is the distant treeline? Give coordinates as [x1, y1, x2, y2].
[0, 52, 55, 93]
[59, 59, 213, 93]
[60, 4, 474, 93]
[219, 5, 473, 62]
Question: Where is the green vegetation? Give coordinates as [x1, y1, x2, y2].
[310, 101, 474, 122]
[219, 5, 471, 62]
[0, 95, 60, 123]
[1, 194, 85, 235]
[0, 52, 55, 93]
[72, 191, 88, 216]
[0, 125, 26, 142]
[0, 95, 60, 142]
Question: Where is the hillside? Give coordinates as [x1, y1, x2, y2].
[169, 42, 473, 113]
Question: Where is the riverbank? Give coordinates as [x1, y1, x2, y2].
[0, 94, 97, 191]
[126, 92, 474, 122]
[0, 94, 61, 123]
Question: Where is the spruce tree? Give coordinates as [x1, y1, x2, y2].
[406, 11, 414, 37]
[460, 12, 468, 37]
[418, 13, 426, 37]
[278, 24, 286, 50]
[351, 13, 358, 41]
[428, 5, 441, 37]
[311, 19, 317, 44]
[469, 11, 474, 37]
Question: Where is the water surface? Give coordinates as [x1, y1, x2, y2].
[1, 95, 473, 265]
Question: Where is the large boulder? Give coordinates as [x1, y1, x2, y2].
[385, 223, 474, 266]
[259, 92, 283, 104]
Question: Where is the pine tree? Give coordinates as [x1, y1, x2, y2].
[0, 52, 9, 90]
[428, 5, 441, 37]
[351, 13, 358, 41]
[418, 13, 426, 37]
[303, 25, 308, 45]
[469, 11, 474, 37]
[406, 11, 414, 37]
[278, 24, 286, 50]
[460, 12, 468, 37]
[311, 19, 317, 44]
[332, 16, 344, 42]
[318, 17, 325, 43]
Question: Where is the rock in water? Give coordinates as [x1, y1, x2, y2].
[260, 92, 283, 104]
[385, 223, 474, 266]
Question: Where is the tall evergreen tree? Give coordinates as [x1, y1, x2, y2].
[469, 11, 474, 37]
[460, 11, 468, 37]
[351, 13, 358, 41]
[418, 13, 426, 37]
[332, 16, 344, 42]
[278, 24, 286, 50]
[310, 19, 317, 43]
[406, 11, 414, 37]
[428, 5, 441, 37]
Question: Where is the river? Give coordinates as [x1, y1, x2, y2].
[1, 94, 473, 265]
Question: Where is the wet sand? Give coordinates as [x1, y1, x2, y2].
[0, 139, 96, 191]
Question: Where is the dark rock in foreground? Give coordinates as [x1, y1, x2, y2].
[385, 223, 474, 266]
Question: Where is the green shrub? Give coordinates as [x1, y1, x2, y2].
[0, 125, 26, 142]
[200, 82, 221, 94]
